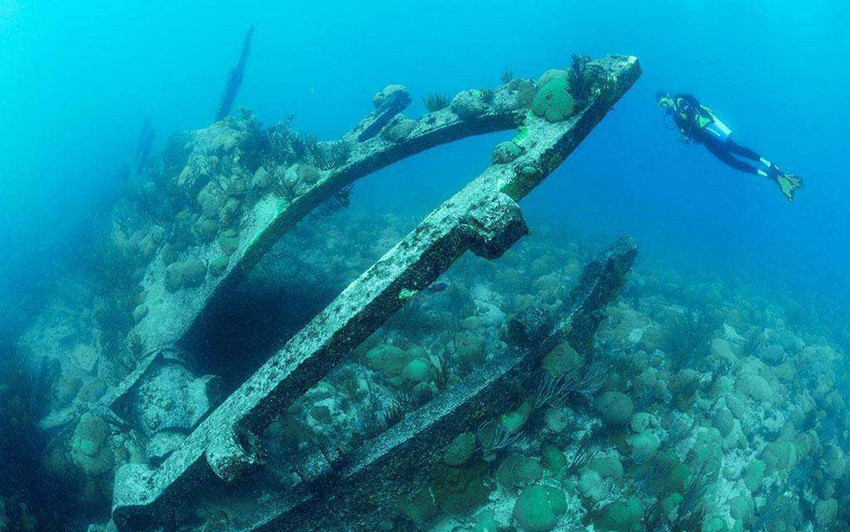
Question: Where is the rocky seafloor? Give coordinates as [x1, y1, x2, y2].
[4, 200, 849, 531]
[239, 207, 850, 532]
[1, 66, 848, 530]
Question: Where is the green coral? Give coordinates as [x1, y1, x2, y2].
[815, 498, 838, 529]
[728, 493, 754, 523]
[365, 344, 425, 377]
[712, 408, 735, 437]
[496, 455, 543, 491]
[403, 358, 431, 384]
[595, 391, 633, 427]
[500, 401, 532, 434]
[761, 440, 797, 474]
[703, 515, 731, 532]
[218, 229, 240, 255]
[540, 443, 567, 474]
[822, 444, 846, 480]
[519, 165, 542, 180]
[398, 487, 437, 525]
[132, 303, 149, 323]
[531, 78, 576, 123]
[444, 432, 476, 466]
[578, 469, 609, 503]
[660, 493, 683, 521]
[450, 90, 487, 119]
[398, 288, 419, 302]
[296, 164, 322, 184]
[595, 496, 643, 532]
[652, 450, 692, 495]
[590, 453, 625, 481]
[735, 373, 772, 402]
[164, 256, 207, 291]
[473, 509, 499, 532]
[512, 485, 567, 532]
[193, 217, 220, 242]
[629, 412, 654, 434]
[69, 413, 114, 475]
[670, 369, 700, 407]
[382, 115, 417, 143]
[537, 68, 568, 87]
[455, 333, 486, 367]
[541, 342, 583, 378]
[432, 459, 493, 515]
[492, 141, 524, 164]
[209, 254, 230, 275]
[689, 428, 723, 471]
[626, 431, 660, 463]
[182, 256, 207, 285]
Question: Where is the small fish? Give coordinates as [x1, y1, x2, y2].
[425, 281, 449, 293]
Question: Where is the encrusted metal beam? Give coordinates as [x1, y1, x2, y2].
[134, 83, 528, 351]
[111, 55, 641, 530]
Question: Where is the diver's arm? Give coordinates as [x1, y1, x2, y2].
[671, 113, 693, 143]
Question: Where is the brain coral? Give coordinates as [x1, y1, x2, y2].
[531, 78, 576, 123]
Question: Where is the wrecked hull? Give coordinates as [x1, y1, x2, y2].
[15, 54, 641, 531]
[104, 55, 641, 531]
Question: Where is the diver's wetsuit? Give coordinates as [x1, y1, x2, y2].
[663, 93, 803, 202]
[671, 94, 764, 175]
[698, 136, 763, 174]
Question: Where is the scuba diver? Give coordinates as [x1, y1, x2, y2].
[656, 92, 803, 202]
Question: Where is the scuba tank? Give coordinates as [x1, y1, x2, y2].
[676, 98, 733, 142]
[703, 110, 732, 142]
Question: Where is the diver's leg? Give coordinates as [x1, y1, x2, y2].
[704, 140, 759, 174]
[725, 140, 779, 175]
[724, 140, 762, 161]
[717, 139, 802, 201]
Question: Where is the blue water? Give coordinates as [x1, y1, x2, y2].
[4, 3, 850, 530]
[1, 0, 848, 320]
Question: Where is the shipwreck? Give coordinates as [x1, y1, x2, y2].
[19, 53, 642, 531]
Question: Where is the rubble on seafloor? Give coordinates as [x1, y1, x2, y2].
[2, 52, 849, 532]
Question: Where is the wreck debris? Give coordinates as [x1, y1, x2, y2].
[108, 54, 641, 530]
[215, 26, 255, 122]
[30, 56, 546, 435]
[356, 85, 413, 142]
[132, 118, 156, 176]
[237, 237, 637, 531]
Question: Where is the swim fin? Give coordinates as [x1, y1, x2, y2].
[776, 173, 803, 202]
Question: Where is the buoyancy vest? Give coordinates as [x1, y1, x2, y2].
[674, 97, 732, 142]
